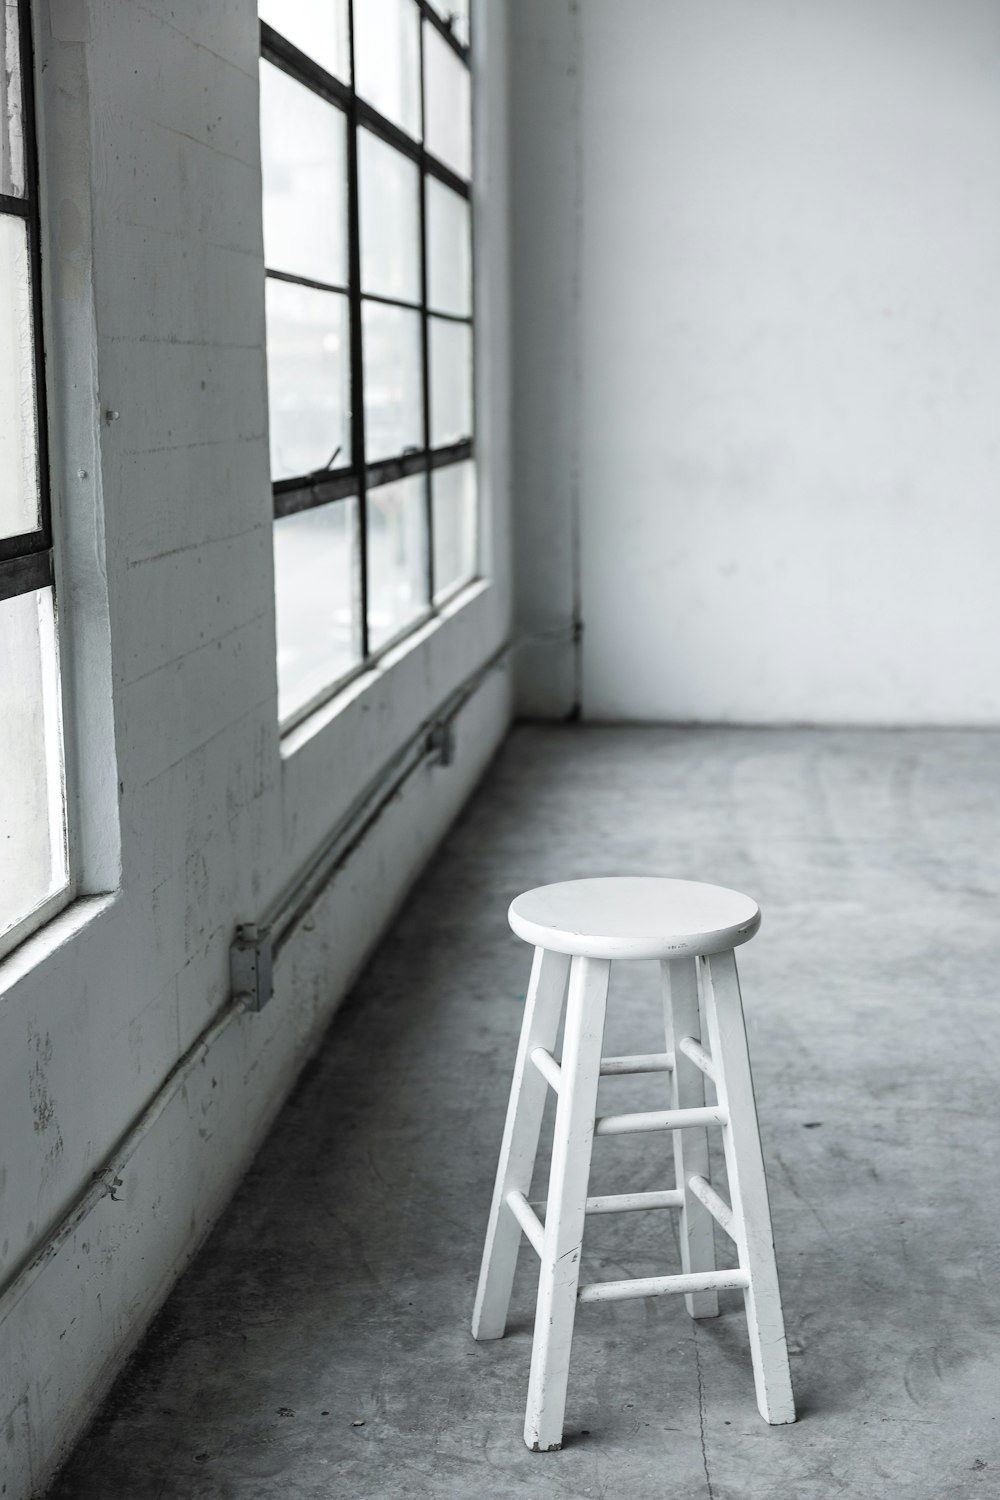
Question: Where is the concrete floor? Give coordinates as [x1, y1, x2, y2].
[50, 726, 1000, 1499]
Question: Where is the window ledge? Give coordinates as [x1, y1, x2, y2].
[0, 892, 118, 1003]
[280, 575, 492, 760]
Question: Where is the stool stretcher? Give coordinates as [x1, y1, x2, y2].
[594, 1104, 728, 1136]
[578, 1268, 751, 1304]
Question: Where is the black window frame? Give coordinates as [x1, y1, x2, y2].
[261, 0, 476, 723]
[0, 0, 53, 607]
[1, 0, 75, 965]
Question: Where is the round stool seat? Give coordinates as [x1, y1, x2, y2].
[508, 876, 760, 961]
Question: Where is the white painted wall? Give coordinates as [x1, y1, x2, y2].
[508, 1, 580, 719]
[0, 4, 511, 1496]
[511, 0, 1000, 724]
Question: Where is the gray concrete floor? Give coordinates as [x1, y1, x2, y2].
[50, 726, 1000, 1499]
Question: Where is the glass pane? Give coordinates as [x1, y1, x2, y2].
[366, 474, 428, 649]
[426, 176, 471, 316]
[426, 0, 469, 48]
[1, 1, 25, 196]
[429, 316, 472, 447]
[265, 280, 350, 481]
[359, 129, 420, 303]
[0, 215, 39, 537]
[0, 588, 68, 943]
[260, 59, 348, 287]
[432, 460, 476, 599]
[258, 0, 349, 81]
[274, 497, 360, 723]
[362, 301, 423, 462]
[355, 0, 421, 139]
[423, 22, 471, 179]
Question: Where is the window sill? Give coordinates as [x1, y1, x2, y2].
[0, 892, 118, 1003]
[280, 575, 491, 759]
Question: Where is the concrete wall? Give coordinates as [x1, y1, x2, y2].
[510, 0, 1000, 724]
[0, 4, 511, 1496]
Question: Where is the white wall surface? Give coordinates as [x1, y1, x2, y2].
[508, 0, 580, 719]
[511, 0, 1000, 724]
[0, 4, 511, 1496]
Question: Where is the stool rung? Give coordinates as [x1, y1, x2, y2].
[678, 1035, 716, 1082]
[687, 1174, 736, 1240]
[585, 1190, 683, 1215]
[529, 1046, 562, 1095]
[506, 1189, 545, 1257]
[578, 1268, 750, 1304]
[599, 1051, 674, 1077]
[594, 1104, 727, 1136]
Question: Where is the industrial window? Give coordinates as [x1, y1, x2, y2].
[259, 0, 477, 729]
[1, 0, 70, 961]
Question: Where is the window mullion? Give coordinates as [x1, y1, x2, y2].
[418, 9, 434, 606]
[345, 0, 370, 661]
[416, 0, 470, 65]
[0, 550, 53, 605]
[0, 190, 30, 216]
[19, 0, 52, 556]
[353, 96, 471, 202]
[265, 267, 350, 297]
[260, 22, 351, 109]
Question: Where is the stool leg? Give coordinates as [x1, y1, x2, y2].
[524, 955, 610, 1452]
[662, 957, 719, 1318]
[473, 946, 571, 1341]
[700, 950, 796, 1425]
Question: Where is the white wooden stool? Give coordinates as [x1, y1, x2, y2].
[472, 876, 795, 1452]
